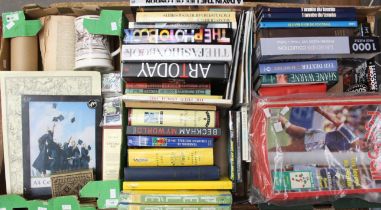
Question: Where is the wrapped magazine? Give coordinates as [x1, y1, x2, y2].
[250, 94, 381, 204]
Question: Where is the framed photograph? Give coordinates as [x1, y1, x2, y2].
[22, 95, 102, 198]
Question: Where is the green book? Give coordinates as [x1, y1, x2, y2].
[119, 190, 232, 205]
[261, 72, 338, 85]
[118, 204, 231, 210]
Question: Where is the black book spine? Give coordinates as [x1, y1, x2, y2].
[122, 62, 229, 82]
[126, 126, 222, 137]
[124, 166, 220, 181]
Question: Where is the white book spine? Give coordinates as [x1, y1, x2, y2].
[241, 106, 249, 162]
[122, 44, 232, 62]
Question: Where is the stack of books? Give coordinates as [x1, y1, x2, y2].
[120, 10, 235, 210]
[253, 6, 380, 96]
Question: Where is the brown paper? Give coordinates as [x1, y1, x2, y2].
[10, 36, 38, 71]
[39, 16, 75, 71]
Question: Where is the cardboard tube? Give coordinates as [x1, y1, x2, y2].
[11, 36, 38, 71]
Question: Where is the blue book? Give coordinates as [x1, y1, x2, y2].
[259, 12, 356, 22]
[124, 166, 220, 181]
[258, 7, 356, 14]
[259, 21, 358, 28]
[259, 60, 338, 74]
[127, 136, 213, 147]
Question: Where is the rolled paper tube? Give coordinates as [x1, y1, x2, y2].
[11, 36, 38, 71]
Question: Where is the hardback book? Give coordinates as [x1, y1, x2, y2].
[135, 11, 237, 29]
[258, 21, 358, 29]
[123, 177, 233, 190]
[257, 7, 356, 14]
[255, 36, 380, 62]
[121, 62, 229, 82]
[128, 109, 218, 127]
[102, 126, 123, 180]
[125, 82, 211, 90]
[118, 204, 231, 210]
[251, 94, 381, 201]
[258, 28, 357, 38]
[119, 190, 232, 205]
[259, 60, 338, 75]
[260, 72, 338, 85]
[124, 101, 217, 111]
[121, 44, 233, 62]
[258, 12, 356, 22]
[125, 89, 211, 95]
[128, 22, 232, 29]
[122, 94, 231, 107]
[124, 166, 220, 181]
[127, 136, 214, 147]
[228, 111, 236, 183]
[123, 28, 232, 44]
[127, 148, 214, 167]
[341, 59, 379, 92]
[126, 126, 222, 137]
[258, 83, 327, 97]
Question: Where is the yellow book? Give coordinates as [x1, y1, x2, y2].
[123, 177, 233, 190]
[128, 148, 213, 167]
[129, 109, 217, 127]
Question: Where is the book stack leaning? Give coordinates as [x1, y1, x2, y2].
[120, 11, 235, 210]
[254, 6, 380, 96]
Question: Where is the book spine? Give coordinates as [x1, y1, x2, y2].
[124, 166, 220, 181]
[228, 111, 236, 182]
[102, 127, 123, 180]
[260, 12, 356, 21]
[128, 148, 214, 167]
[128, 22, 232, 29]
[259, 7, 356, 14]
[261, 72, 339, 85]
[125, 88, 211, 95]
[128, 109, 218, 127]
[118, 204, 231, 210]
[259, 21, 358, 28]
[136, 11, 237, 24]
[121, 45, 233, 62]
[125, 82, 211, 89]
[367, 59, 378, 92]
[235, 111, 242, 183]
[123, 28, 232, 44]
[126, 126, 222, 137]
[122, 178, 233, 190]
[127, 136, 214, 147]
[122, 94, 228, 106]
[259, 60, 338, 75]
[119, 191, 233, 205]
[258, 83, 327, 96]
[122, 63, 229, 81]
[258, 28, 356, 38]
[258, 37, 356, 58]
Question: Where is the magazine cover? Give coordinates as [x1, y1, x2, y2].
[250, 94, 381, 203]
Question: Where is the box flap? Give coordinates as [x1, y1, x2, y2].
[83, 10, 124, 37]
[0, 194, 29, 209]
[80, 180, 121, 209]
[2, 11, 42, 38]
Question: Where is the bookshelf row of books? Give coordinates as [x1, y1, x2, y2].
[0, 2, 381, 210]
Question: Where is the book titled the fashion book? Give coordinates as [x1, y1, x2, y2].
[251, 94, 381, 201]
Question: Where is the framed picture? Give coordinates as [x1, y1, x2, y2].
[22, 95, 102, 198]
[0, 71, 101, 194]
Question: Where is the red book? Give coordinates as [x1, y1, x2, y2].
[258, 83, 327, 97]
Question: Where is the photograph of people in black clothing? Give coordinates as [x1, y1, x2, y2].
[22, 95, 101, 198]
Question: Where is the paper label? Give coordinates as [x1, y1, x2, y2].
[264, 108, 271, 118]
[105, 199, 119, 208]
[62, 205, 72, 210]
[5, 13, 19, 22]
[130, 0, 243, 6]
[111, 22, 117, 31]
[38, 207, 47, 210]
[0, 208, 6, 210]
[6, 21, 15, 30]
[110, 188, 116, 199]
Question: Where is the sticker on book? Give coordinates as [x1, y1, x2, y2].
[289, 171, 313, 189]
[273, 171, 314, 191]
[144, 111, 160, 123]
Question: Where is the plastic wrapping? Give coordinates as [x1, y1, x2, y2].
[249, 93, 381, 205]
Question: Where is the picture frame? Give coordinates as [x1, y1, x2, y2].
[0, 71, 101, 194]
[22, 95, 102, 198]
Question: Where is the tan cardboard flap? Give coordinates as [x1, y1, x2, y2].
[0, 38, 10, 71]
